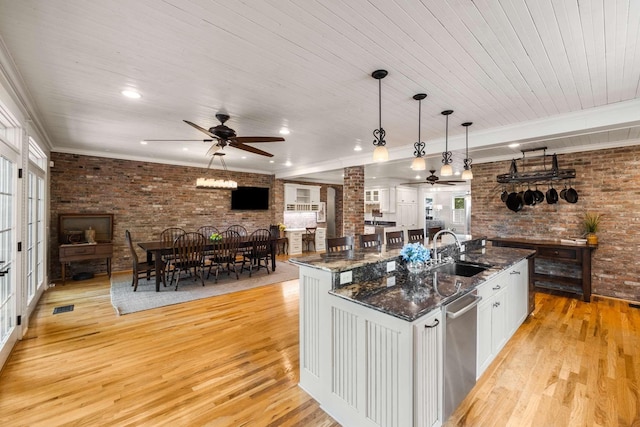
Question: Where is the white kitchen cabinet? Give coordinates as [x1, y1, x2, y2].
[398, 203, 419, 228]
[365, 188, 380, 203]
[476, 259, 528, 379]
[284, 184, 321, 211]
[379, 187, 396, 213]
[506, 260, 528, 337]
[396, 186, 418, 203]
[414, 310, 443, 427]
[285, 229, 303, 255]
[315, 227, 326, 252]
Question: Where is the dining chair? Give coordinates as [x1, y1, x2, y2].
[358, 233, 381, 250]
[242, 229, 272, 277]
[427, 227, 442, 242]
[197, 225, 220, 241]
[159, 227, 186, 280]
[226, 224, 248, 236]
[169, 232, 206, 291]
[326, 236, 354, 253]
[385, 230, 404, 249]
[407, 228, 425, 244]
[302, 227, 317, 252]
[125, 230, 164, 291]
[207, 230, 241, 282]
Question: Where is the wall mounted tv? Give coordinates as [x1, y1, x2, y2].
[231, 186, 270, 210]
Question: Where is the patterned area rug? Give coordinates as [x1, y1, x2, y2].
[110, 261, 299, 315]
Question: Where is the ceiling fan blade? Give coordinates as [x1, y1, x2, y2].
[184, 120, 218, 138]
[440, 180, 465, 184]
[229, 136, 285, 143]
[143, 139, 215, 142]
[229, 142, 274, 157]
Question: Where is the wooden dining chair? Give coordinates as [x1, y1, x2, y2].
[197, 225, 219, 241]
[427, 227, 442, 242]
[326, 236, 354, 253]
[302, 227, 317, 252]
[159, 227, 186, 280]
[169, 232, 206, 291]
[358, 233, 381, 250]
[385, 230, 404, 249]
[407, 228, 425, 244]
[125, 230, 164, 291]
[207, 230, 241, 282]
[242, 229, 272, 277]
[226, 224, 248, 236]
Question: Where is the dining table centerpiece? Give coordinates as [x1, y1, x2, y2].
[209, 232, 223, 242]
[400, 242, 431, 273]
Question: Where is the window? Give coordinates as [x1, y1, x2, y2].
[452, 196, 465, 225]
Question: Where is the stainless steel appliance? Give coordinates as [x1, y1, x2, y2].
[443, 292, 482, 420]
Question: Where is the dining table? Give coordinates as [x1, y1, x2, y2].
[138, 237, 278, 292]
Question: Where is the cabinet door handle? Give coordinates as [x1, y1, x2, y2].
[0, 267, 9, 277]
[510, 271, 521, 275]
[425, 318, 440, 329]
[493, 301, 500, 307]
[492, 285, 501, 290]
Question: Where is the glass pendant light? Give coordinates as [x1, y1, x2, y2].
[371, 70, 389, 162]
[440, 110, 454, 176]
[461, 122, 473, 180]
[410, 93, 427, 171]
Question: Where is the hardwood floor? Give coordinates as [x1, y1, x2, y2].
[1, 264, 639, 426]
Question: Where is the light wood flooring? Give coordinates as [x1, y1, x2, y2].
[0, 264, 639, 426]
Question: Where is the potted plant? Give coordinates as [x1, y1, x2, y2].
[582, 212, 602, 245]
[277, 223, 286, 238]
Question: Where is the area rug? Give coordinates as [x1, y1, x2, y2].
[110, 261, 299, 315]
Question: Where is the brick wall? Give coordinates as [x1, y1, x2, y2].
[51, 153, 280, 280]
[470, 145, 640, 301]
[343, 166, 365, 237]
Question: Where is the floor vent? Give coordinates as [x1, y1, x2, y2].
[53, 305, 74, 314]
[629, 303, 640, 309]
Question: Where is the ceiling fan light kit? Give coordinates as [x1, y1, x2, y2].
[410, 93, 428, 171]
[440, 110, 454, 176]
[461, 121, 473, 180]
[371, 69, 389, 162]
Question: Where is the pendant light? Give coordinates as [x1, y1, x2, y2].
[410, 93, 427, 171]
[371, 69, 389, 162]
[461, 122, 473, 180]
[440, 110, 454, 176]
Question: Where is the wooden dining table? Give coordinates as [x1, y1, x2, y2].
[138, 237, 278, 292]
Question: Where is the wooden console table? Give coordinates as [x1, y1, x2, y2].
[58, 213, 114, 284]
[489, 237, 597, 302]
[59, 243, 113, 284]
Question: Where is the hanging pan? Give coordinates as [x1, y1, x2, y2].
[506, 191, 523, 212]
[546, 184, 558, 204]
[565, 183, 579, 203]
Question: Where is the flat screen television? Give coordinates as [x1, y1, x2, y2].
[231, 186, 270, 210]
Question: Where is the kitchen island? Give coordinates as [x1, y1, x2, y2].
[290, 241, 535, 427]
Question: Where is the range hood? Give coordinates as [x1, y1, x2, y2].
[496, 149, 576, 184]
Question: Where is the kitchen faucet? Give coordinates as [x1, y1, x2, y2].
[432, 229, 461, 263]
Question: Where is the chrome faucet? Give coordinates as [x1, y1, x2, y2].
[432, 229, 461, 263]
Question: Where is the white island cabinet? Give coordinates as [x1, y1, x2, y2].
[298, 265, 443, 427]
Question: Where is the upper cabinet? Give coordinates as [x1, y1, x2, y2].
[364, 187, 396, 213]
[396, 186, 418, 204]
[284, 184, 321, 211]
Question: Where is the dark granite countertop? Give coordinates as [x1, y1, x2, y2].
[325, 246, 534, 322]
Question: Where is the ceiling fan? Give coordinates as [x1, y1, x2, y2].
[403, 170, 465, 186]
[144, 113, 285, 158]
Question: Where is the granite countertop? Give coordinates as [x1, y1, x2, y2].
[328, 246, 534, 322]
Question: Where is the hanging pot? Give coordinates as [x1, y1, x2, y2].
[506, 192, 523, 212]
[565, 185, 578, 203]
[559, 184, 568, 200]
[545, 186, 558, 204]
[534, 185, 545, 204]
[523, 185, 536, 206]
[500, 188, 508, 203]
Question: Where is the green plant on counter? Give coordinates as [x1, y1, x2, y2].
[582, 212, 602, 234]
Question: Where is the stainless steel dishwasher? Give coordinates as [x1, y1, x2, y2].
[443, 291, 482, 421]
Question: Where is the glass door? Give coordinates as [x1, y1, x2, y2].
[0, 148, 18, 367]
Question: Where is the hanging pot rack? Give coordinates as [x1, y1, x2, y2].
[496, 147, 576, 184]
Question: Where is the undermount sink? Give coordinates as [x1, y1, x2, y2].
[432, 261, 492, 277]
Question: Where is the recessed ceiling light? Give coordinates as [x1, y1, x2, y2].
[279, 127, 290, 135]
[509, 143, 520, 148]
[140, 140, 148, 145]
[121, 89, 141, 99]
[354, 145, 362, 152]
[372, 176, 376, 179]
[241, 156, 247, 159]
[454, 171, 461, 176]
[182, 147, 188, 151]
[415, 175, 421, 179]
[269, 160, 274, 163]
[285, 160, 292, 167]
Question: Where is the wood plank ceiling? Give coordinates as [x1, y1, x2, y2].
[0, 0, 638, 183]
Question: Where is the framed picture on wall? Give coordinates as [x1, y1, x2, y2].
[316, 202, 326, 223]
